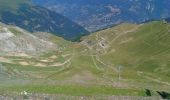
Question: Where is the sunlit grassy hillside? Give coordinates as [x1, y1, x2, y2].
[0, 21, 169, 98]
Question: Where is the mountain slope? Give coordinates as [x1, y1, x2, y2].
[81, 21, 170, 85]
[0, 0, 89, 40]
[166, 18, 170, 22]
[33, 0, 170, 31]
[0, 23, 57, 55]
[0, 21, 170, 98]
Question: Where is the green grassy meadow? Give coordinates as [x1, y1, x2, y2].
[0, 21, 170, 97]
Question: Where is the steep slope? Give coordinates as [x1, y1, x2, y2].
[0, 23, 56, 55]
[33, 0, 170, 31]
[0, 0, 89, 41]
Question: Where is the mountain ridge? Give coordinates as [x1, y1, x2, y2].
[0, 0, 89, 41]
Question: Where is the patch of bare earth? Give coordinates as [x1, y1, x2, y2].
[0, 57, 14, 64]
[19, 62, 29, 66]
[34, 63, 46, 67]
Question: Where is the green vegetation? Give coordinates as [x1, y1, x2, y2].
[0, 21, 170, 97]
[8, 27, 23, 36]
[1, 85, 145, 96]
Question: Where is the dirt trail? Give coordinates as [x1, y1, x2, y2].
[0, 57, 13, 64]
[108, 27, 139, 46]
[137, 71, 170, 86]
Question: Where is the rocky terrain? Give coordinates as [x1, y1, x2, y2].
[0, 23, 57, 55]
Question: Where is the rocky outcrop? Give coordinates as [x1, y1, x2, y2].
[0, 23, 57, 55]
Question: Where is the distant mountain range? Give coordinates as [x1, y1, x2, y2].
[32, 0, 170, 31]
[0, 0, 89, 41]
[0, 0, 169, 41]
